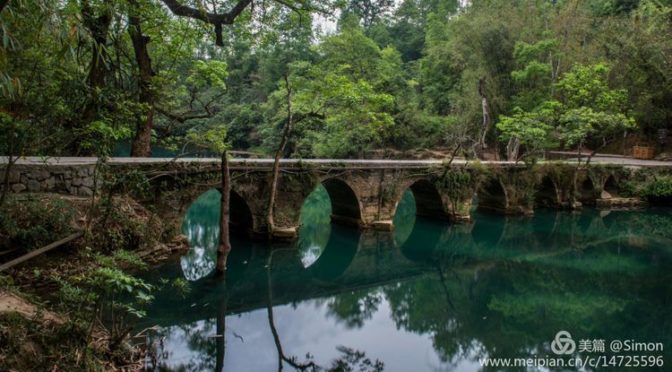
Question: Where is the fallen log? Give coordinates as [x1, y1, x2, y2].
[0, 231, 84, 272]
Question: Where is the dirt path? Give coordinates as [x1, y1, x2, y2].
[0, 290, 63, 324]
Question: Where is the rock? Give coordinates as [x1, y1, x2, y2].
[36, 170, 51, 181]
[8, 171, 21, 183]
[11, 183, 26, 192]
[600, 190, 612, 199]
[78, 186, 93, 196]
[80, 177, 94, 187]
[27, 180, 41, 192]
[46, 177, 56, 189]
[72, 177, 82, 186]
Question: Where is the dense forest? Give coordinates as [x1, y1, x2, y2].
[1, 1, 672, 369]
[1, 0, 671, 160]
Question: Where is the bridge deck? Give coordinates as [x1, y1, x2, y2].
[2, 156, 671, 168]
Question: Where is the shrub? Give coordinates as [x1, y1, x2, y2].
[640, 176, 672, 202]
[0, 195, 75, 251]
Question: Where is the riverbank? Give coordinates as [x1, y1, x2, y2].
[0, 193, 188, 371]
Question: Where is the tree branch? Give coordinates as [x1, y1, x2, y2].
[159, 0, 252, 46]
[156, 106, 213, 123]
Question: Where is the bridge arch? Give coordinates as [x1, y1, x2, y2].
[603, 175, 619, 198]
[579, 176, 598, 205]
[535, 176, 561, 208]
[321, 178, 363, 227]
[476, 177, 509, 213]
[407, 179, 451, 220]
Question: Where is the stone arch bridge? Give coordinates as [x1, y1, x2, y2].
[4, 157, 665, 239]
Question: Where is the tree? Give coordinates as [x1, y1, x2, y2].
[186, 126, 231, 274]
[555, 63, 637, 160]
[497, 103, 558, 163]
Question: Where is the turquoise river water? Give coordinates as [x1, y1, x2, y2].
[139, 186, 671, 371]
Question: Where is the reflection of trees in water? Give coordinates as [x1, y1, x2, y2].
[381, 224, 672, 364]
[265, 249, 385, 372]
[153, 205, 672, 369]
[326, 289, 383, 329]
[181, 189, 221, 281]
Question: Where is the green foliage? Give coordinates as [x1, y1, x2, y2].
[186, 125, 230, 154]
[496, 105, 557, 162]
[0, 195, 75, 251]
[640, 176, 672, 200]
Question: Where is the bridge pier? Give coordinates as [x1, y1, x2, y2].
[477, 171, 535, 215]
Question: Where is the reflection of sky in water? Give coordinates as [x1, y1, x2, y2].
[155, 295, 481, 372]
[146, 204, 672, 371]
[181, 189, 220, 281]
[300, 244, 323, 268]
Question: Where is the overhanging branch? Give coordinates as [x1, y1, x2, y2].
[159, 0, 252, 46]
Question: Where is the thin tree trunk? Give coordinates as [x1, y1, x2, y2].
[477, 78, 491, 153]
[447, 144, 461, 165]
[128, 7, 155, 157]
[506, 137, 520, 162]
[0, 153, 17, 209]
[80, 1, 112, 136]
[265, 251, 316, 371]
[215, 298, 227, 372]
[570, 141, 584, 206]
[217, 150, 231, 274]
[266, 74, 293, 235]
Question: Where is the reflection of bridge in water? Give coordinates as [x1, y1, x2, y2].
[144, 208, 672, 326]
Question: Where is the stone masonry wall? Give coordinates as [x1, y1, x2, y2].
[4, 164, 97, 197]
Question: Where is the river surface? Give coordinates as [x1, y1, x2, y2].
[140, 186, 672, 371]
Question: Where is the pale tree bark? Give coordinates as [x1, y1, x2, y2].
[266, 74, 293, 235]
[506, 137, 520, 162]
[477, 78, 491, 153]
[217, 150, 231, 274]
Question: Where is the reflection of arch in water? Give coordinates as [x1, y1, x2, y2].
[322, 178, 363, 227]
[476, 177, 508, 213]
[306, 224, 360, 281]
[535, 176, 560, 209]
[392, 180, 451, 249]
[531, 209, 560, 244]
[400, 216, 445, 262]
[471, 212, 505, 248]
[180, 188, 254, 281]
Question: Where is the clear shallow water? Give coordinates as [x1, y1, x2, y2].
[141, 187, 672, 371]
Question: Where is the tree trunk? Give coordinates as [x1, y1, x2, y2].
[80, 1, 112, 131]
[266, 74, 293, 235]
[217, 150, 231, 274]
[0, 151, 17, 209]
[506, 137, 520, 162]
[215, 298, 226, 372]
[128, 8, 155, 157]
[477, 78, 491, 153]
